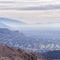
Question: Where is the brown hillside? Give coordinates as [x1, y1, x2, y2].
[0, 45, 38, 60]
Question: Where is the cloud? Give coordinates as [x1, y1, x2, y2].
[0, 5, 60, 10]
[0, 0, 14, 1]
[16, 5, 60, 10]
[0, 2, 60, 24]
[15, 0, 59, 2]
[0, 1, 60, 9]
[0, 1, 60, 10]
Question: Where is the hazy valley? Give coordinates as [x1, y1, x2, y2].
[0, 17, 60, 60]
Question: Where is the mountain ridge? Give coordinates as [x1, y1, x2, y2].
[0, 44, 37, 60]
[0, 17, 25, 28]
[0, 22, 9, 28]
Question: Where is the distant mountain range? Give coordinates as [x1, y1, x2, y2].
[0, 17, 25, 28]
[0, 22, 9, 28]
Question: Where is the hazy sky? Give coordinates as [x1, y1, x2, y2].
[0, 0, 60, 24]
[0, 0, 59, 2]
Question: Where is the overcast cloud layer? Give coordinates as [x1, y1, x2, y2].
[0, 0, 60, 2]
[0, 1, 60, 24]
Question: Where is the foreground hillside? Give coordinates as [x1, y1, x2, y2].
[0, 45, 37, 60]
[0, 45, 60, 60]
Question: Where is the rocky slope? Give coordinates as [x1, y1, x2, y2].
[0, 45, 59, 60]
[0, 45, 37, 60]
